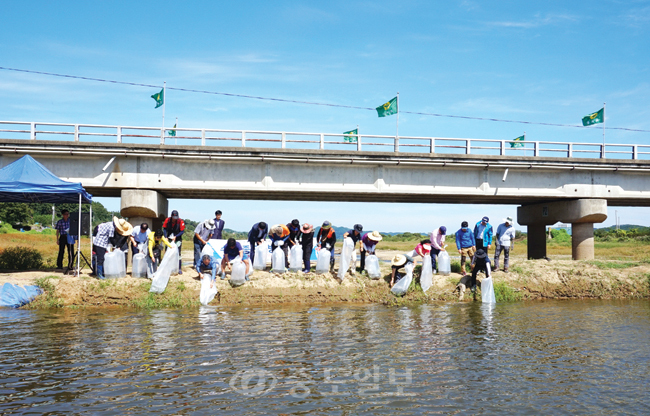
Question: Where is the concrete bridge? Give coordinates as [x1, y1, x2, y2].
[2, 120, 650, 261]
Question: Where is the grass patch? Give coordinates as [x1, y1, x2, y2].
[30, 276, 64, 308]
[493, 281, 522, 302]
[587, 260, 640, 269]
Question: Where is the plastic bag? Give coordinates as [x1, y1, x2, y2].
[132, 253, 147, 278]
[366, 254, 381, 279]
[253, 242, 268, 270]
[230, 260, 247, 287]
[150, 245, 178, 294]
[481, 267, 496, 303]
[201, 244, 215, 259]
[104, 249, 126, 279]
[271, 248, 286, 273]
[391, 263, 414, 297]
[420, 254, 433, 293]
[289, 244, 303, 271]
[315, 248, 331, 274]
[199, 275, 218, 306]
[438, 251, 451, 275]
[0, 283, 42, 308]
[338, 237, 355, 279]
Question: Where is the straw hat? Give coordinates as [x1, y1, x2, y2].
[271, 224, 283, 235]
[367, 231, 382, 241]
[391, 254, 407, 267]
[301, 223, 314, 233]
[113, 217, 134, 236]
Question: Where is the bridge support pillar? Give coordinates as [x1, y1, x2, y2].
[517, 199, 607, 260]
[120, 189, 168, 231]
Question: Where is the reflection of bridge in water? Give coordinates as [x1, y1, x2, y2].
[2, 120, 650, 260]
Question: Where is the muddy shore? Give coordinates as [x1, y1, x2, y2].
[2, 250, 649, 309]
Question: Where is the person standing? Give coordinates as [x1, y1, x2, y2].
[247, 222, 268, 265]
[473, 216, 493, 251]
[316, 221, 337, 272]
[299, 223, 314, 273]
[93, 217, 133, 279]
[130, 223, 150, 257]
[162, 210, 185, 274]
[194, 219, 216, 268]
[494, 216, 516, 273]
[455, 221, 476, 276]
[429, 226, 446, 272]
[211, 210, 225, 240]
[360, 231, 382, 274]
[55, 209, 73, 270]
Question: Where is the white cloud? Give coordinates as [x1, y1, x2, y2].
[487, 13, 578, 29]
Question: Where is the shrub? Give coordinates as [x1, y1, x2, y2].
[0, 222, 16, 234]
[549, 228, 571, 244]
[0, 246, 44, 270]
[493, 282, 522, 302]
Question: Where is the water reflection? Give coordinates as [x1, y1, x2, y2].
[1, 301, 650, 414]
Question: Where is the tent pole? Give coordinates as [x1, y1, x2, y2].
[77, 194, 82, 277]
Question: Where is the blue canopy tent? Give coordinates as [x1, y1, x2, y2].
[0, 155, 93, 276]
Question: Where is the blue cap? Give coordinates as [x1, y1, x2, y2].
[482, 216, 489, 223]
[440, 226, 447, 235]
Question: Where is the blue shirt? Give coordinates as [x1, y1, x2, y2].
[55, 218, 70, 235]
[197, 258, 218, 281]
[222, 241, 243, 260]
[455, 228, 476, 250]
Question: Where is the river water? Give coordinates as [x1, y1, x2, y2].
[1, 300, 649, 415]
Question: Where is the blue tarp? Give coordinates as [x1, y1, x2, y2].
[0, 283, 42, 308]
[0, 155, 92, 203]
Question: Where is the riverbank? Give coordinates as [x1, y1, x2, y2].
[3, 249, 648, 309]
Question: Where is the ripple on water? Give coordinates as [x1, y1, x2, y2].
[1, 300, 650, 414]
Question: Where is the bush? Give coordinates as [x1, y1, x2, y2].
[493, 282, 522, 302]
[549, 228, 571, 244]
[0, 246, 44, 270]
[0, 222, 16, 234]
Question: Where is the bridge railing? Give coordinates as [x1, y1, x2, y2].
[0, 120, 648, 160]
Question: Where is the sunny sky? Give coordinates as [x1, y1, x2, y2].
[1, 1, 649, 232]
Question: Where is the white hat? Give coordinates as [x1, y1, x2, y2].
[367, 231, 383, 242]
[204, 219, 216, 230]
[505, 216, 514, 224]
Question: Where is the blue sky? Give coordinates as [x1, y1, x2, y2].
[1, 1, 649, 232]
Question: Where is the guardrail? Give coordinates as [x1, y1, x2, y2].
[1, 120, 648, 160]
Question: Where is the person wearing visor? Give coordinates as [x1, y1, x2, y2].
[429, 226, 447, 273]
[473, 216, 493, 251]
[163, 210, 185, 274]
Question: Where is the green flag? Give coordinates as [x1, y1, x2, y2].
[376, 97, 397, 117]
[510, 135, 525, 148]
[343, 128, 358, 143]
[582, 108, 604, 126]
[167, 123, 176, 137]
[151, 88, 164, 109]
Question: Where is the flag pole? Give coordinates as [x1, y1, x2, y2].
[162, 81, 166, 144]
[602, 102, 606, 155]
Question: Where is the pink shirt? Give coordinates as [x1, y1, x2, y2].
[429, 228, 446, 250]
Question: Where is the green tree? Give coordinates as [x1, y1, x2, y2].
[0, 203, 34, 224]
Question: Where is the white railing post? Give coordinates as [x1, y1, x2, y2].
[160, 128, 165, 145]
[633, 145, 638, 160]
[201, 129, 206, 146]
[534, 141, 539, 157]
[568, 143, 573, 158]
[320, 133, 324, 150]
[74, 124, 79, 142]
[357, 134, 361, 151]
[601, 144, 605, 159]
[117, 126, 122, 143]
[242, 131, 246, 147]
[30, 122, 36, 140]
[281, 132, 286, 149]
[394, 136, 399, 153]
[430, 138, 435, 154]
[500, 140, 505, 156]
[466, 139, 471, 155]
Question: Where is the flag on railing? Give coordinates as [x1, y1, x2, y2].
[343, 128, 358, 143]
[510, 135, 525, 148]
[582, 108, 604, 126]
[167, 123, 177, 137]
[151, 88, 164, 109]
[376, 97, 398, 117]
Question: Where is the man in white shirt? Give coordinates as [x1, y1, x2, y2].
[494, 216, 516, 272]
